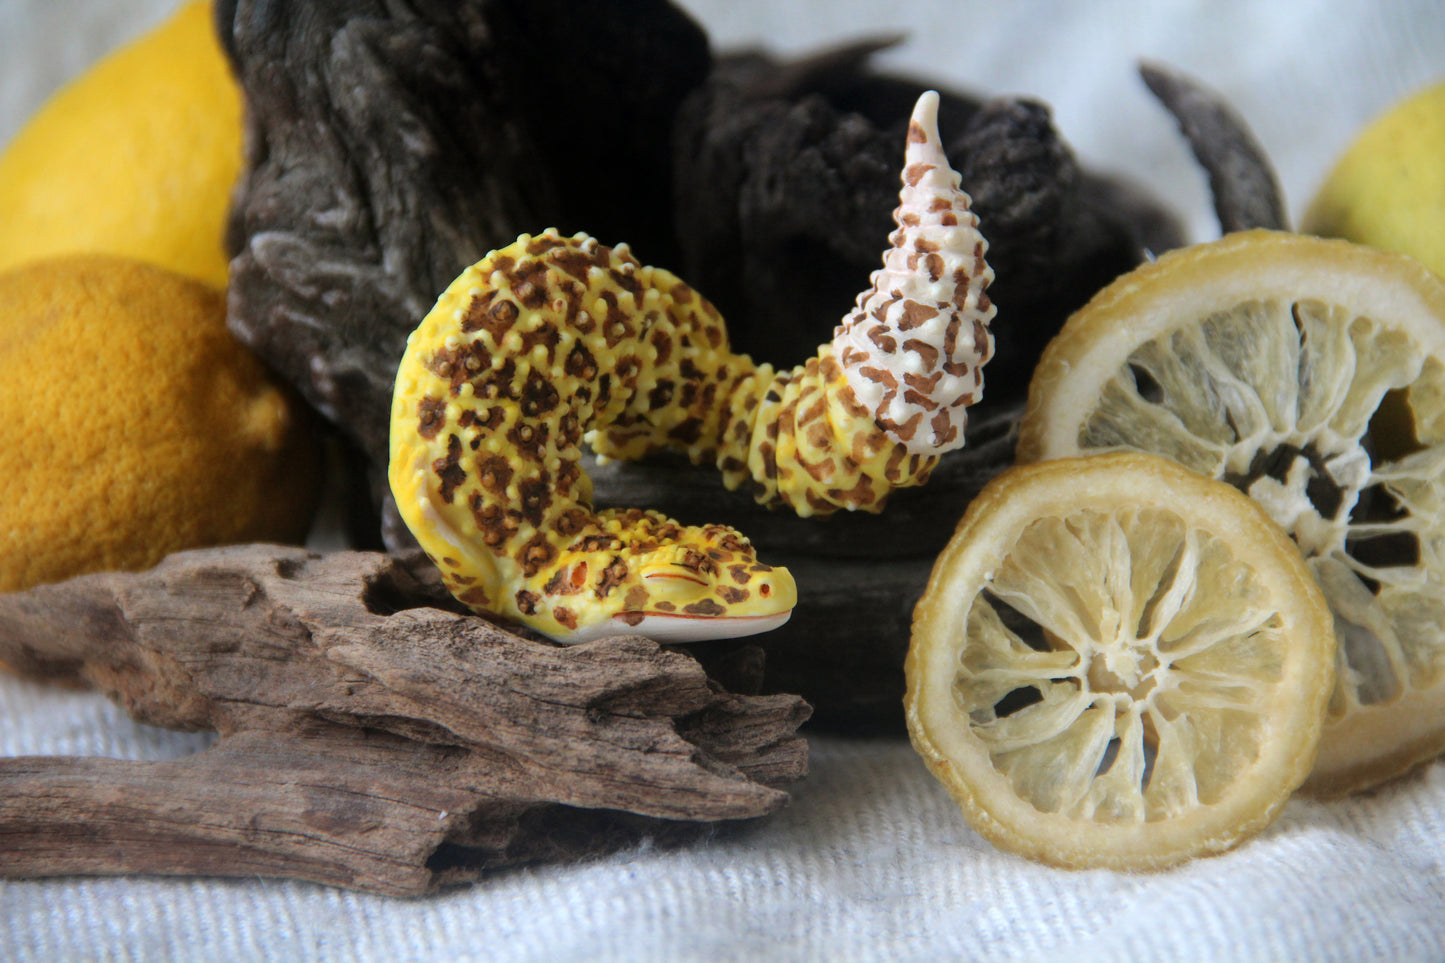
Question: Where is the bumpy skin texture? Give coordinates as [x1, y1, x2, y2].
[390, 93, 994, 643]
[391, 232, 799, 643]
[832, 91, 996, 454]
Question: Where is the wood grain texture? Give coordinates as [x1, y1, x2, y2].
[0, 546, 809, 895]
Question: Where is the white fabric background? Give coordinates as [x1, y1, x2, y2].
[2, 1, 1445, 960]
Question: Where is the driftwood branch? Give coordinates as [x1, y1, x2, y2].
[0, 546, 809, 895]
[1140, 60, 1289, 234]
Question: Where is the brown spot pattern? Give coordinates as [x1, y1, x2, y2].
[519, 371, 560, 418]
[417, 396, 446, 440]
[624, 586, 650, 611]
[404, 228, 956, 641]
[475, 455, 512, 494]
[469, 297, 519, 341]
[433, 434, 466, 503]
[596, 556, 629, 598]
[515, 533, 557, 578]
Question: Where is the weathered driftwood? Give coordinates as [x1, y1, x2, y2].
[1140, 61, 1290, 234]
[0, 546, 809, 896]
[220, 0, 1182, 552]
[673, 50, 1184, 378]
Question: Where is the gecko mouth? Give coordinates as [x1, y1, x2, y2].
[643, 571, 709, 586]
[554, 608, 794, 646]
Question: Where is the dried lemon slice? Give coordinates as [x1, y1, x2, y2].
[1019, 230, 1445, 795]
[906, 453, 1334, 870]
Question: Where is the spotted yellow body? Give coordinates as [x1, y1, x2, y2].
[389, 92, 994, 643]
[388, 232, 887, 643]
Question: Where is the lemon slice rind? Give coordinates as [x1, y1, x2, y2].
[906, 453, 1335, 870]
[1018, 230, 1445, 796]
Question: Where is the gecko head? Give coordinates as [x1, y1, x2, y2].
[627, 555, 796, 644]
[559, 529, 797, 645]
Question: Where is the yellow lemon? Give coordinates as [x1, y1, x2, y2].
[0, 255, 321, 593]
[1303, 80, 1445, 281]
[0, 2, 241, 288]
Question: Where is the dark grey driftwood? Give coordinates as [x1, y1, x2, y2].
[672, 54, 1185, 377]
[1140, 61, 1290, 234]
[219, 0, 711, 538]
[220, 2, 1181, 543]
[0, 546, 809, 896]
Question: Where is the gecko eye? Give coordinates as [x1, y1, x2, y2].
[638, 562, 712, 602]
[640, 564, 707, 585]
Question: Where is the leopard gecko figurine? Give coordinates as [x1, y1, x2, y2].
[389, 90, 996, 643]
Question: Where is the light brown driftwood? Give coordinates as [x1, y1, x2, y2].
[0, 545, 810, 895]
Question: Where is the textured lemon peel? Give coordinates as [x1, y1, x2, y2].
[1019, 230, 1445, 795]
[1303, 80, 1445, 283]
[906, 453, 1335, 870]
[0, 2, 242, 287]
[0, 254, 319, 592]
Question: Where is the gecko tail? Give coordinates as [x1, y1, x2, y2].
[830, 90, 996, 456]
